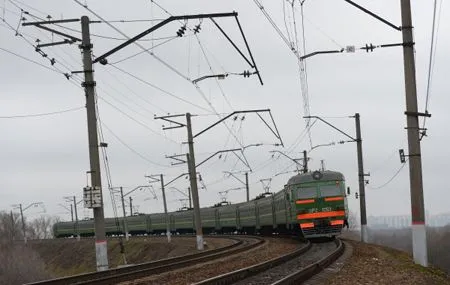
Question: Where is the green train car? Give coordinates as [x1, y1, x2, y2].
[286, 170, 349, 238]
[53, 170, 348, 239]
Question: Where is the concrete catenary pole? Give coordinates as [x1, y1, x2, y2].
[70, 204, 74, 222]
[81, 15, 108, 271]
[73, 196, 80, 241]
[19, 204, 26, 244]
[129, 197, 133, 216]
[10, 210, 15, 241]
[400, 0, 428, 266]
[160, 174, 171, 243]
[245, 172, 250, 202]
[303, 150, 308, 173]
[120, 187, 129, 241]
[186, 112, 204, 250]
[187, 187, 192, 209]
[355, 113, 368, 243]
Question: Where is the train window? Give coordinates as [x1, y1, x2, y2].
[319, 185, 341, 197]
[295, 186, 317, 199]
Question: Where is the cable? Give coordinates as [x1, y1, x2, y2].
[1, 14, 75, 79]
[253, 0, 298, 58]
[0, 106, 84, 118]
[110, 35, 179, 64]
[101, 122, 170, 167]
[282, 0, 293, 47]
[0, 46, 65, 74]
[8, 0, 47, 17]
[194, 34, 234, 110]
[298, 2, 313, 149]
[422, 0, 442, 131]
[286, 118, 317, 154]
[97, 95, 179, 144]
[95, 93, 124, 237]
[369, 159, 409, 190]
[109, 64, 211, 112]
[73, 0, 192, 82]
[2, 5, 83, 75]
[100, 68, 168, 114]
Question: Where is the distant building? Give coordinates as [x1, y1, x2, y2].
[368, 213, 450, 229]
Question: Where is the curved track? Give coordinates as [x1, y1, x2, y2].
[26, 236, 264, 285]
[193, 239, 344, 285]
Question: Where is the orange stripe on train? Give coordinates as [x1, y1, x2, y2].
[297, 210, 346, 219]
[324, 196, 344, 202]
[300, 223, 314, 229]
[296, 199, 315, 204]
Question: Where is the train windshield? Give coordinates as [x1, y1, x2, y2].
[294, 186, 317, 199]
[319, 184, 341, 197]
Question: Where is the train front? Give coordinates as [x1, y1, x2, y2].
[287, 170, 348, 238]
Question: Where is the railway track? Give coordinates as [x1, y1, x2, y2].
[26, 236, 264, 285]
[193, 238, 344, 285]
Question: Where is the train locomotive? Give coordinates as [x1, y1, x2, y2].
[53, 170, 349, 239]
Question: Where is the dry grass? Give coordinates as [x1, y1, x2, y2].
[0, 241, 53, 285]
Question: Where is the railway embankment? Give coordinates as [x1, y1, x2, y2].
[322, 240, 450, 285]
[28, 236, 233, 278]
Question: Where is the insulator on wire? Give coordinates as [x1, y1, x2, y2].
[194, 24, 201, 34]
[243, 70, 251, 77]
[176, 25, 187, 37]
[364, 43, 375, 52]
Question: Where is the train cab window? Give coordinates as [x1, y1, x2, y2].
[294, 186, 317, 199]
[319, 184, 342, 197]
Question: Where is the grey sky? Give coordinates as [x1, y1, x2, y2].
[1, 0, 448, 223]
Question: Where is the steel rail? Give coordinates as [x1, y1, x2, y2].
[192, 239, 312, 285]
[26, 236, 264, 285]
[271, 239, 345, 285]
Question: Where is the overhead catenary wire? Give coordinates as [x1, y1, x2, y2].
[109, 64, 211, 113]
[73, 0, 192, 83]
[0, 16, 74, 78]
[110, 35, 180, 64]
[298, 1, 313, 149]
[0, 106, 84, 118]
[0, 46, 66, 74]
[101, 122, 171, 168]
[422, 0, 442, 132]
[149, 0, 248, 153]
[97, 94, 179, 144]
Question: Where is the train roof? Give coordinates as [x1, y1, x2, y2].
[286, 170, 345, 185]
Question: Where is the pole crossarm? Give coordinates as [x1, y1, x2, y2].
[343, 0, 401, 31]
[161, 172, 200, 188]
[21, 202, 44, 212]
[300, 49, 344, 60]
[211, 18, 253, 68]
[111, 186, 150, 197]
[270, 150, 303, 166]
[224, 171, 246, 185]
[169, 187, 189, 198]
[22, 18, 80, 26]
[93, 12, 238, 64]
[29, 24, 82, 42]
[165, 153, 188, 165]
[304, 115, 356, 142]
[154, 114, 186, 130]
[196, 148, 250, 170]
[194, 109, 283, 147]
[192, 74, 228, 84]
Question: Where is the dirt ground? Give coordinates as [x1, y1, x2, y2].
[324, 240, 450, 285]
[29, 236, 234, 277]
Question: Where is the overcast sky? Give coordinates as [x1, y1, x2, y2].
[1, 0, 448, 223]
